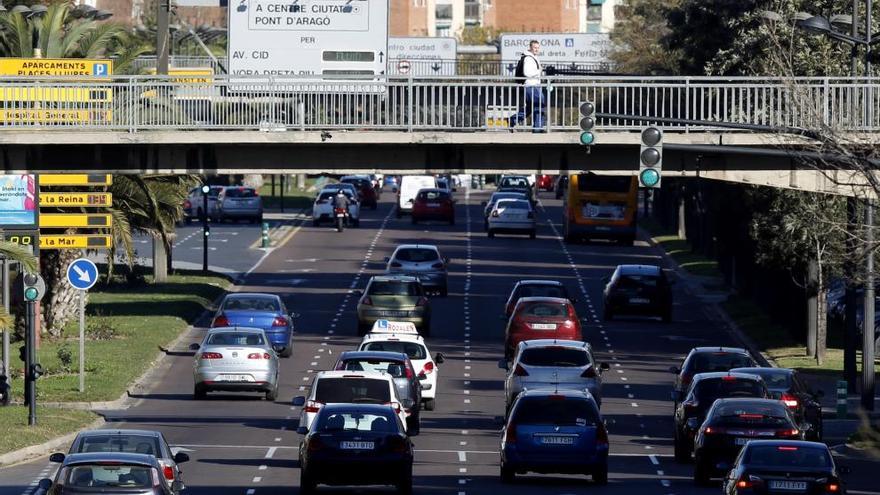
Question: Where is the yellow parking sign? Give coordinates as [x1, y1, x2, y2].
[0, 58, 112, 78]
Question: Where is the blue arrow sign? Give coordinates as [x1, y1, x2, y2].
[67, 258, 98, 291]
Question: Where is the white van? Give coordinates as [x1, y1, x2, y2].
[397, 175, 437, 217]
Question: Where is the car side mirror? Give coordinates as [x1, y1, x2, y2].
[289, 312, 301, 319]
[407, 198, 414, 203]
[296, 426, 309, 435]
[49, 452, 65, 463]
[418, 372, 427, 381]
[189, 343, 200, 351]
[498, 359, 509, 371]
[384, 257, 390, 262]
[292, 396, 306, 407]
[669, 366, 680, 374]
[599, 362, 610, 371]
[444, 257, 451, 264]
[839, 465, 852, 475]
[174, 452, 190, 463]
[434, 353, 445, 364]
[38, 479, 52, 490]
[570, 297, 578, 304]
[800, 423, 813, 432]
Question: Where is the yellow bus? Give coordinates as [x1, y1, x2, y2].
[562, 172, 639, 245]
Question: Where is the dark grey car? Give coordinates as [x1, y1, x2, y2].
[40, 452, 179, 495]
[333, 350, 423, 435]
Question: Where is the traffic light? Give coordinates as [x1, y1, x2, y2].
[638, 127, 663, 188]
[578, 101, 596, 147]
[21, 272, 45, 302]
[30, 364, 44, 380]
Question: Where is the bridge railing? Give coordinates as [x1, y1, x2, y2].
[0, 75, 876, 132]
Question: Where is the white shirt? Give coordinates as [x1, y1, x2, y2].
[522, 53, 542, 86]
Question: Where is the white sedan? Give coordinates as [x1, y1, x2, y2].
[487, 198, 536, 239]
[312, 189, 360, 227]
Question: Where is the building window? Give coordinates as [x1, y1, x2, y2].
[587, 5, 602, 21]
[413, 0, 426, 6]
[435, 4, 453, 20]
[436, 26, 451, 37]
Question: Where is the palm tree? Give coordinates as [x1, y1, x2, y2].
[0, 240, 38, 332]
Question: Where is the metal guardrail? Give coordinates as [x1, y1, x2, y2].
[0, 75, 876, 133]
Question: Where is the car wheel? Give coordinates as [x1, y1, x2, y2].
[529, 230, 536, 239]
[673, 430, 691, 463]
[372, 203, 378, 211]
[300, 468, 316, 494]
[488, 230, 495, 239]
[396, 466, 413, 495]
[407, 414, 421, 436]
[193, 385, 207, 400]
[423, 399, 436, 411]
[449, 216, 455, 225]
[184, 217, 192, 226]
[281, 345, 293, 358]
[396, 209, 402, 219]
[500, 461, 515, 483]
[266, 383, 279, 401]
[312, 219, 319, 227]
[483, 220, 488, 231]
[593, 462, 608, 485]
[693, 457, 711, 486]
[353, 218, 360, 227]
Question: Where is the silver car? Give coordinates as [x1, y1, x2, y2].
[499, 339, 609, 412]
[487, 198, 536, 239]
[481, 191, 527, 229]
[216, 186, 263, 223]
[191, 327, 280, 400]
[385, 244, 450, 297]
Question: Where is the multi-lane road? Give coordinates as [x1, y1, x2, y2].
[1, 187, 877, 495]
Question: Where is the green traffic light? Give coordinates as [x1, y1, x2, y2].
[24, 287, 38, 301]
[639, 168, 661, 188]
[579, 131, 595, 145]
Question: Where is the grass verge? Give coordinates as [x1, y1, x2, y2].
[639, 217, 723, 279]
[258, 176, 327, 210]
[848, 421, 880, 452]
[8, 270, 230, 403]
[0, 407, 97, 456]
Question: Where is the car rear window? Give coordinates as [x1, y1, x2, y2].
[76, 435, 161, 456]
[517, 285, 567, 299]
[497, 200, 530, 210]
[224, 188, 257, 198]
[695, 378, 766, 403]
[394, 249, 440, 262]
[491, 193, 526, 204]
[520, 347, 591, 367]
[340, 359, 408, 378]
[223, 297, 280, 312]
[501, 177, 529, 188]
[736, 370, 792, 389]
[315, 378, 391, 404]
[64, 464, 155, 488]
[710, 402, 792, 427]
[362, 341, 427, 360]
[316, 411, 399, 433]
[688, 353, 756, 373]
[519, 302, 569, 318]
[618, 275, 659, 288]
[207, 332, 265, 346]
[513, 397, 600, 426]
[417, 190, 449, 201]
[367, 281, 423, 296]
[744, 445, 831, 468]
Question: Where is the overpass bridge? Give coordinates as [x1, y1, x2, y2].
[0, 75, 877, 194]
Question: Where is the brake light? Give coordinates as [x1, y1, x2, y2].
[703, 426, 725, 434]
[722, 375, 738, 381]
[548, 394, 566, 401]
[581, 367, 598, 378]
[505, 423, 517, 443]
[405, 365, 414, 379]
[384, 401, 402, 414]
[777, 446, 798, 451]
[567, 305, 577, 319]
[162, 465, 174, 481]
[200, 352, 222, 360]
[390, 262, 402, 268]
[680, 373, 693, 386]
[151, 467, 163, 488]
[826, 482, 840, 492]
[781, 393, 799, 408]
[212, 315, 229, 327]
[248, 353, 271, 360]
[422, 362, 434, 375]
[513, 364, 529, 376]
[388, 435, 409, 453]
[736, 479, 752, 489]
[184, 199, 191, 209]
[416, 297, 428, 307]
[596, 425, 609, 447]
[307, 436, 325, 452]
[431, 262, 445, 269]
[272, 316, 288, 327]
[361, 296, 373, 306]
[304, 400, 323, 413]
[739, 414, 764, 420]
[776, 428, 800, 437]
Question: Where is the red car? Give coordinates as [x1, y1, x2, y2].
[412, 188, 455, 225]
[536, 175, 555, 192]
[504, 297, 582, 359]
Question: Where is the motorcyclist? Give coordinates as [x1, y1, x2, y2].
[332, 189, 351, 215]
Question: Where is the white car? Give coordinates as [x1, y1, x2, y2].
[487, 198, 536, 239]
[358, 321, 445, 410]
[397, 175, 437, 217]
[312, 188, 360, 227]
[292, 371, 408, 433]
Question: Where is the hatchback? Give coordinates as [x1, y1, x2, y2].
[673, 372, 770, 462]
[730, 367, 824, 440]
[482, 191, 528, 230]
[356, 276, 431, 335]
[183, 185, 222, 224]
[504, 280, 576, 318]
[670, 347, 758, 405]
[298, 404, 414, 495]
[536, 174, 555, 191]
[190, 327, 280, 400]
[603, 264, 673, 322]
[385, 244, 450, 297]
[693, 398, 803, 485]
[504, 297, 582, 360]
[39, 453, 179, 495]
[211, 293, 295, 357]
[488, 199, 536, 239]
[216, 186, 263, 223]
[341, 175, 379, 210]
[411, 188, 455, 225]
[312, 188, 361, 227]
[501, 340, 609, 412]
[497, 175, 534, 203]
[722, 440, 849, 495]
[501, 389, 609, 484]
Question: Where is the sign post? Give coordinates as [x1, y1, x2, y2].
[66, 258, 98, 393]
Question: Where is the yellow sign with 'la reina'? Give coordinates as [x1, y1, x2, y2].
[0, 58, 112, 77]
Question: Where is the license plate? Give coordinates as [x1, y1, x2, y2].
[215, 374, 253, 382]
[427, 203, 440, 207]
[734, 437, 751, 446]
[530, 323, 557, 330]
[340, 441, 374, 450]
[380, 311, 408, 317]
[540, 436, 574, 445]
[629, 297, 650, 304]
[769, 481, 807, 491]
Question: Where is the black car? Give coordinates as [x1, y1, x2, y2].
[603, 264, 673, 322]
[297, 404, 414, 495]
[722, 440, 849, 495]
[693, 398, 804, 485]
[39, 452, 180, 495]
[673, 372, 770, 462]
[554, 175, 569, 199]
[731, 367, 824, 441]
[498, 175, 534, 204]
[670, 347, 758, 405]
[504, 280, 576, 318]
[334, 350, 423, 434]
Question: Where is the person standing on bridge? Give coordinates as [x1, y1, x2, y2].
[510, 40, 545, 133]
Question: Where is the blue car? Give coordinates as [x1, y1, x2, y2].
[211, 293, 296, 357]
[501, 388, 609, 484]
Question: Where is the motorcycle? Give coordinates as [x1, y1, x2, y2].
[334, 207, 348, 232]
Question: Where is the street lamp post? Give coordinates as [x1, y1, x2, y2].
[201, 185, 210, 273]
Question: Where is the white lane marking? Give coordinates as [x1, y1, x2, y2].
[649, 454, 659, 465]
[274, 437, 281, 442]
[458, 451, 467, 462]
[252, 477, 262, 483]
[265, 447, 277, 459]
[259, 465, 267, 471]
[246, 489, 256, 495]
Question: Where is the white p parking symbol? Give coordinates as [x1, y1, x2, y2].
[93, 63, 108, 77]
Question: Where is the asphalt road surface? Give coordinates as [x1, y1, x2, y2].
[2, 188, 878, 495]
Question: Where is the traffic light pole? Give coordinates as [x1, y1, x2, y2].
[26, 300, 36, 425]
[202, 189, 209, 273]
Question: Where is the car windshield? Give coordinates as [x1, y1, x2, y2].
[520, 302, 569, 318]
[710, 402, 791, 427]
[340, 359, 408, 378]
[417, 191, 449, 201]
[314, 378, 391, 403]
[64, 464, 154, 488]
[517, 285, 567, 299]
[689, 353, 756, 373]
[75, 435, 161, 456]
[224, 188, 257, 198]
[362, 341, 428, 360]
[501, 177, 529, 188]
[618, 275, 659, 288]
[520, 347, 591, 367]
[744, 445, 832, 468]
[316, 412, 398, 433]
[513, 397, 599, 426]
[695, 378, 765, 403]
[394, 249, 439, 263]
[207, 332, 265, 346]
[223, 297, 280, 312]
[497, 200, 530, 210]
[368, 281, 423, 296]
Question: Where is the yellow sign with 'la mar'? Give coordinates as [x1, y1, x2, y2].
[40, 235, 111, 249]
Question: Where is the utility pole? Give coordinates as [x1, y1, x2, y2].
[157, 0, 170, 75]
[862, 0, 876, 411]
[201, 185, 210, 273]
